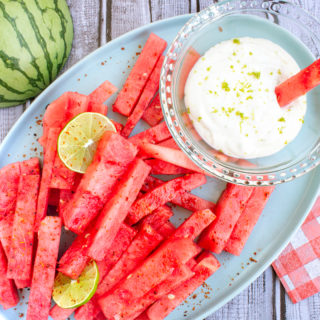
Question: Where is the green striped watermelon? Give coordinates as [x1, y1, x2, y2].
[0, 0, 73, 108]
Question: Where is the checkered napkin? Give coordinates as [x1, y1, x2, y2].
[272, 196, 320, 303]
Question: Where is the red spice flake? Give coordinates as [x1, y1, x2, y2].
[22, 154, 26, 158]
[84, 74, 87, 77]
[136, 52, 141, 56]
[121, 47, 125, 50]
[19, 313, 24, 318]
[8, 154, 10, 157]
[128, 65, 131, 69]
[192, 307, 195, 311]
[36, 120, 42, 125]
[35, 116, 38, 120]
[253, 252, 257, 255]
[219, 26, 223, 32]
[192, 294, 197, 299]
[101, 62, 105, 65]
[77, 78, 80, 81]
[250, 257, 258, 263]
[138, 44, 142, 48]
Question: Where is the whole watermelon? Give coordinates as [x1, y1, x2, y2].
[0, 0, 73, 108]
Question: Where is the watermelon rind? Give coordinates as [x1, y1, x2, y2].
[0, 0, 73, 108]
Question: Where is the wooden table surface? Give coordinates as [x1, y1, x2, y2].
[1, 1, 320, 319]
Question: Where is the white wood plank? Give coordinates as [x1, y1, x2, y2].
[206, 268, 275, 319]
[64, 0, 100, 68]
[0, 105, 24, 143]
[149, 0, 192, 20]
[110, 0, 150, 39]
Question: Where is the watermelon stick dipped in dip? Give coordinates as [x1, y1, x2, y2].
[184, 37, 307, 159]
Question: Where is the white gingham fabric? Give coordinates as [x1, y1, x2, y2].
[272, 196, 320, 303]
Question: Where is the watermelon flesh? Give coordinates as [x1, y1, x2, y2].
[224, 186, 275, 255]
[145, 159, 192, 175]
[0, 162, 20, 222]
[113, 33, 167, 116]
[0, 163, 20, 258]
[172, 209, 215, 241]
[54, 224, 136, 319]
[142, 175, 215, 212]
[57, 226, 94, 279]
[146, 252, 220, 320]
[35, 128, 60, 231]
[0, 242, 19, 310]
[126, 173, 207, 225]
[40, 92, 70, 148]
[7, 172, 40, 281]
[96, 223, 163, 296]
[75, 224, 163, 320]
[58, 223, 135, 279]
[48, 188, 60, 207]
[118, 264, 195, 320]
[49, 304, 75, 320]
[276, 58, 320, 107]
[63, 131, 138, 234]
[87, 159, 151, 261]
[98, 238, 200, 319]
[139, 143, 209, 175]
[27, 216, 62, 320]
[140, 205, 173, 231]
[129, 121, 171, 146]
[157, 137, 179, 149]
[157, 222, 176, 239]
[88, 80, 118, 104]
[142, 93, 163, 127]
[178, 47, 201, 100]
[198, 183, 253, 253]
[122, 56, 165, 137]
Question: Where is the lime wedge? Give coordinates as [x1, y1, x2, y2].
[57, 112, 116, 173]
[52, 260, 99, 309]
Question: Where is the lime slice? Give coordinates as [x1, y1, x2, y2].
[57, 112, 116, 173]
[52, 260, 99, 309]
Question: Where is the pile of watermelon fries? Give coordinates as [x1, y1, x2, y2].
[0, 33, 274, 320]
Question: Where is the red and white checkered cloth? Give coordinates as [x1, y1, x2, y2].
[272, 196, 320, 303]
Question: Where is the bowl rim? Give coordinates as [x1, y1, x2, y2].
[160, 0, 320, 186]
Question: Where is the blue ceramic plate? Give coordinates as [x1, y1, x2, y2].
[0, 14, 319, 320]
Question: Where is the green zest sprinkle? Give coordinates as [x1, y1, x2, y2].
[246, 96, 253, 100]
[186, 107, 190, 114]
[299, 118, 305, 123]
[249, 51, 253, 55]
[236, 92, 240, 97]
[211, 107, 218, 113]
[278, 117, 285, 122]
[221, 81, 230, 92]
[278, 69, 282, 75]
[232, 51, 237, 56]
[230, 65, 234, 69]
[284, 140, 288, 145]
[242, 64, 247, 69]
[233, 38, 240, 44]
[197, 116, 202, 122]
[204, 76, 208, 81]
[270, 72, 273, 75]
[228, 107, 235, 113]
[248, 71, 261, 79]
[209, 90, 213, 94]
[206, 66, 211, 72]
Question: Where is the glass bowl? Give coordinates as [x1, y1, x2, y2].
[160, 0, 320, 186]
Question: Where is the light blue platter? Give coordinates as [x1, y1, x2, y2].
[0, 14, 320, 320]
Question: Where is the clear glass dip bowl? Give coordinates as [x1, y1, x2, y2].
[160, 0, 320, 186]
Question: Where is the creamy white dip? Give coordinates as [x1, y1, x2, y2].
[184, 37, 306, 159]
